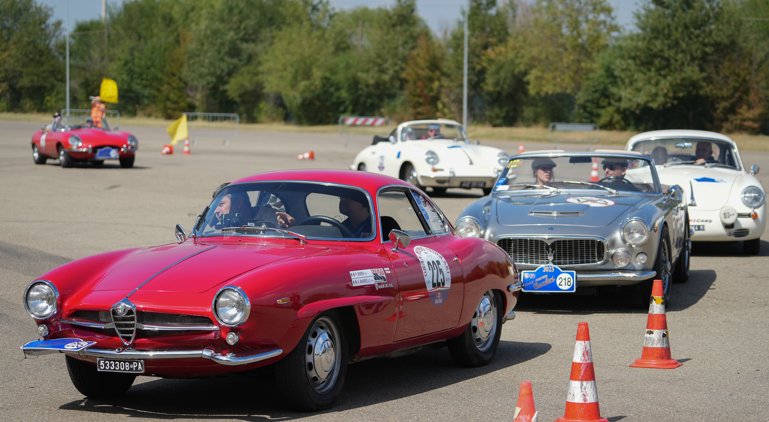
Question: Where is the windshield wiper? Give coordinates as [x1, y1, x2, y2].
[506, 183, 561, 195]
[221, 226, 307, 243]
[560, 180, 618, 196]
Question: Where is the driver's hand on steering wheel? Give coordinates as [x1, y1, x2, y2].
[276, 212, 296, 228]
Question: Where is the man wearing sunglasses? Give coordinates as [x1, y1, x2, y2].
[602, 157, 628, 181]
[422, 124, 443, 139]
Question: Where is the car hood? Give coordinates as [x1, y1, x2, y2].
[92, 241, 328, 293]
[424, 140, 501, 166]
[495, 192, 647, 227]
[656, 166, 740, 210]
[71, 128, 130, 145]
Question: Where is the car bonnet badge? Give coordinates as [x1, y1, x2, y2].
[547, 248, 555, 264]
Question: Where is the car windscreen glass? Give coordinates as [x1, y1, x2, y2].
[497, 155, 659, 194]
[199, 182, 375, 240]
[630, 138, 741, 170]
[400, 123, 468, 142]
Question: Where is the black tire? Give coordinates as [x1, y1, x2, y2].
[447, 290, 502, 367]
[482, 188, 492, 196]
[92, 160, 104, 167]
[357, 163, 366, 171]
[65, 355, 135, 399]
[119, 155, 135, 168]
[673, 221, 690, 283]
[275, 311, 348, 412]
[32, 145, 47, 164]
[640, 227, 672, 307]
[432, 187, 447, 196]
[401, 162, 423, 190]
[744, 238, 761, 255]
[58, 146, 74, 168]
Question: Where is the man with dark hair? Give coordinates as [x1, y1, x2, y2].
[602, 157, 628, 181]
[276, 192, 372, 238]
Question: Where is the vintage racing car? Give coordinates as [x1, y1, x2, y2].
[626, 130, 765, 254]
[455, 151, 689, 306]
[31, 116, 138, 168]
[20, 169, 520, 411]
[351, 119, 509, 195]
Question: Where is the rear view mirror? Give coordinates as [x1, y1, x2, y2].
[675, 142, 692, 149]
[389, 135, 396, 144]
[388, 229, 412, 252]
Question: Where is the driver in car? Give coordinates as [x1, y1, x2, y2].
[694, 141, 716, 165]
[422, 124, 442, 139]
[214, 192, 252, 224]
[602, 157, 628, 181]
[276, 193, 372, 238]
[531, 157, 556, 186]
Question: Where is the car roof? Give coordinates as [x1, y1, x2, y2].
[627, 130, 736, 147]
[230, 169, 412, 193]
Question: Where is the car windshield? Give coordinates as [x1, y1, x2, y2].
[196, 182, 375, 240]
[400, 123, 468, 142]
[630, 138, 741, 170]
[496, 155, 660, 194]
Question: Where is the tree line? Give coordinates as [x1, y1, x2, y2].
[1, 0, 767, 134]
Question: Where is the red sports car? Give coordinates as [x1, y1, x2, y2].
[21, 169, 520, 411]
[31, 117, 138, 168]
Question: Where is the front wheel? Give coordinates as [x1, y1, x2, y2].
[32, 145, 47, 164]
[401, 163, 423, 190]
[744, 238, 760, 255]
[275, 312, 348, 411]
[673, 222, 690, 283]
[639, 227, 672, 307]
[65, 355, 135, 399]
[447, 290, 502, 367]
[119, 155, 135, 168]
[58, 146, 74, 168]
[357, 163, 366, 172]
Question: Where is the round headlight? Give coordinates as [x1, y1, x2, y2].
[497, 151, 509, 166]
[623, 220, 648, 245]
[127, 135, 138, 148]
[741, 186, 765, 208]
[425, 150, 440, 165]
[455, 217, 481, 238]
[213, 287, 250, 327]
[612, 249, 631, 268]
[68, 135, 82, 148]
[24, 281, 58, 319]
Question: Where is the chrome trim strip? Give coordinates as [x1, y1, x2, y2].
[125, 246, 216, 299]
[508, 282, 523, 292]
[504, 311, 516, 322]
[62, 319, 113, 329]
[202, 348, 283, 366]
[137, 324, 220, 332]
[576, 270, 656, 281]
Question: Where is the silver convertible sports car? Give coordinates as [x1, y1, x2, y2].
[455, 151, 690, 305]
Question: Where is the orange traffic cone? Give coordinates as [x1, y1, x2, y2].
[296, 150, 314, 160]
[555, 322, 608, 422]
[589, 158, 599, 182]
[630, 279, 682, 369]
[183, 138, 191, 155]
[513, 381, 538, 422]
[161, 144, 173, 155]
[518, 142, 525, 154]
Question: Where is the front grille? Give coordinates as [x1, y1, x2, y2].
[732, 228, 750, 238]
[497, 238, 605, 266]
[67, 310, 216, 341]
[111, 307, 137, 345]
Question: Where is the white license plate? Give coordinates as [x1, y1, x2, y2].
[692, 225, 705, 231]
[460, 181, 486, 188]
[97, 358, 144, 373]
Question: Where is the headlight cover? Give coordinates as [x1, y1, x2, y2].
[68, 135, 82, 148]
[213, 286, 250, 327]
[612, 250, 631, 267]
[455, 216, 481, 238]
[127, 135, 138, 148]
[425, 150, 440, 165]
[497, 151, 509, 166]
[741, 186, 765, 208]
[623, 219, 648, 245]
[24, 280, 58, 319]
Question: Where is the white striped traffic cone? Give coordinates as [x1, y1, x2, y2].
[296, 150, 314, 160]
[183, 138, 191, 155]
[589, 158, 599, 182]
[518, 142, 525, 154]
[513, 381, 538, 422]
[555, 322, 608, 422]
[630, 279, 682, 369]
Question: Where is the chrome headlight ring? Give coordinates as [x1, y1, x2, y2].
[622, 219, 649, 246]
[741, 186, 765, 208]
[68, 135, 82, 148]
[212, 286, 251, 327]
[23, 280, 59, 320]
[456, 216, 482, 238]
[425, 150, 440, 165]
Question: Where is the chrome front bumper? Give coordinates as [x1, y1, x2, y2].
[575, 270, 656, 286]
[21, 338, 282, 367]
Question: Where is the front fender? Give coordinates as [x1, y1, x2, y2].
[296, 296, 393, 320]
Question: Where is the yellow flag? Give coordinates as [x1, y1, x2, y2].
[100, 78, 118, 103]
[166, 114, 188, 145]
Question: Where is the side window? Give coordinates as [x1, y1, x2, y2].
[410, 191, 449, 235]
[377, 190, 427, 240]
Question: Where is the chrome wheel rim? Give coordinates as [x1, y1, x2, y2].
[407, 168, 419, 187]
[59, 148, 64, 161]
[33, 146, 40, 160]
[471, 292, 497, 352]
[304, 316, 341, 394]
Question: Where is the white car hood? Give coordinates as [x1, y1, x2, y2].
[656, 166, 741, 210]
[429, 140, 500, 166]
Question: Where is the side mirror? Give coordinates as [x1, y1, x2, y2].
[388, 229, 412, 252]
[475, 140, 480, 145]
[175, 224, 187, 242]
[667, 185, 682, 200]
[751, 164, 760, 175]
[389, 135, 396, 144]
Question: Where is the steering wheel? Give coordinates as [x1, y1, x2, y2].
[298, 215, 355, 238]
[598, 176, 633, 184]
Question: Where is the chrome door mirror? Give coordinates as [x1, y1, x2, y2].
[389, 135, 396, 144]
[667, 185, 682, 200]
[175, 224, 187, 242]
[751, 164, 760, 175]
[388, 229, 412, 252]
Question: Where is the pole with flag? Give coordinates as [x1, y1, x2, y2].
[166, 115, 188, 145]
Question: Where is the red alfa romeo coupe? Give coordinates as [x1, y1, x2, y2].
[31, 117, 138, 168]
[21, 170, 521, 411]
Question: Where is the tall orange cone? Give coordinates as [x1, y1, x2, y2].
[513, 381, 538, 422]
[589, 158, 599, 182]
[183, 138, 191, 155]
[555, 322, 608, 422]
[630, 279, 682, 369]
[161, 144, 173, 155]
[518, 142, 525, 154]
[296, 150, 314, 160]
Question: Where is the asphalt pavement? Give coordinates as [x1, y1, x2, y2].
[1, 120, 767, 421]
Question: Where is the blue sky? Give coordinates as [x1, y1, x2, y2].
[38, 0, 641, 34]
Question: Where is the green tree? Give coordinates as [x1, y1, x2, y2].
[403, 35, 446, 119]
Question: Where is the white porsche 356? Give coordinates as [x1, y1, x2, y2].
[351, 119, 509, 195]
[627, 130, 766, 254]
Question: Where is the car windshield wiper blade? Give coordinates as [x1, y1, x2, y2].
[506, 183, 561, 195]
[220, 226, 307, 243]
[560, 180, 618, 196]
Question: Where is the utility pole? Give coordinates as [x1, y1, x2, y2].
[103, 0, 107, 63]
[462, 6, 468, 129]
[66, 0, 70, 124]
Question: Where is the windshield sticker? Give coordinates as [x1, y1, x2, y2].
[694, 177, 727, 183]
[413, 246, 452, 306]
[507, 160, 520, 168]
[566, 197, 616, 207]
[350, 268, 387, 287]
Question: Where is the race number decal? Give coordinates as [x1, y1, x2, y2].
[378, 154, 386, 171]
[40, 133, 46, 149]
[566, 197, 615, 207]
[413, 246, 451, 305]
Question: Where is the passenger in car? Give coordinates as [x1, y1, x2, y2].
[276, 193, 372, 238]
[531, 157, 556, 186]
[651, 146, 668, 165]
